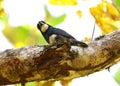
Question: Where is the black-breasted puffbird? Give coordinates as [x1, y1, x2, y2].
[37, 21, 88, 48]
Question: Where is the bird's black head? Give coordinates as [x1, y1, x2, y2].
[37, 21, 49, 33]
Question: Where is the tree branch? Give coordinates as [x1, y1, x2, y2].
[0, 30, 120, 85]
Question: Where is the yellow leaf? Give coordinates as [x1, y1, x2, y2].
[0, 0, 6, 16]
[113, 21, 120, 28]
[76, 10, 82, 18]
[97, 2, 106, 12]
[83, 36, 91, 42]
[106, 3, 120, 18]
[14, 42, 26, 48]
[100, 18, 114, 33]
[90, 1, 120, 34]
[48, 0, 78, 6]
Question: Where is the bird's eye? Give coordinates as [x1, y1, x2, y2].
[40, 21, 45, 25]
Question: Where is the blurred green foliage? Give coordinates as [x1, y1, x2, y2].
[0, 0, 67, 85]
[113, 0, 120, 17]
[44, 5, 67, 26]
[114, 68, 120, 84]
[2, 5, 66, 48]
[1, 0, 120, 86]
[16, 82, 36, 86]
[3, 24, 47, 48]
[114, 0, 120, 9]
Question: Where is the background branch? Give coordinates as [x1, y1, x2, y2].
[0, 30, 120, 85]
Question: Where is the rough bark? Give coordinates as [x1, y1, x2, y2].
[0, 30, 120, 85]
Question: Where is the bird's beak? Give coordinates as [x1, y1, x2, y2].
[37, 22, 41, 29]
[37, 21, 45, 29]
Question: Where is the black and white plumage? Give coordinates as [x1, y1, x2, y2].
[37, 21, 88, 48]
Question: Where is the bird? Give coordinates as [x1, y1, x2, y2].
[37, 21, 88, 48]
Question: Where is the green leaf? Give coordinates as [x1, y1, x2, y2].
[114, 0, 120, 7]
[44, 5, 67, 26]
[2, 24, 47, 48]
[15, 82, 36, 86]
[113, 0, 120, 12]
[114, 68, 120, 85]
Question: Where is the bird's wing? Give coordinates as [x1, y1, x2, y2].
[53, 28, 75, 39]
